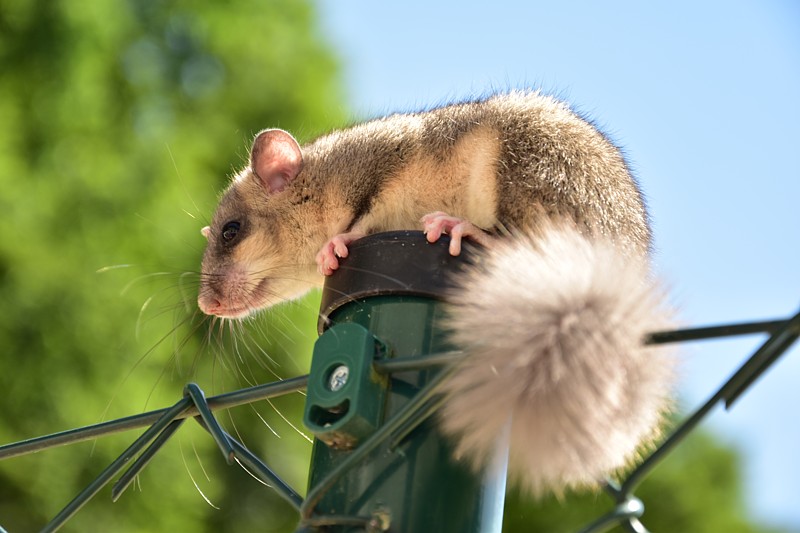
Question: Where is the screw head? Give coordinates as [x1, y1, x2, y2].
[328, 365, 349, 391]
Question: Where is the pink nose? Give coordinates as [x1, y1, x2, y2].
[198, 295, 222, 315]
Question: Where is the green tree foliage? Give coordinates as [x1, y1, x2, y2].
[504, 430, 787, 533]
[0, 1, 342, 531]
[0, 2, 784, 532]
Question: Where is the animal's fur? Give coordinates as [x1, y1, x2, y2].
[440, 225, 674, 495]
[198, 90, 676, 494]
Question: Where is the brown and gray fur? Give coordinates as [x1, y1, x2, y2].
[198, 91, 649, 316]
[198, 90, 675, 495]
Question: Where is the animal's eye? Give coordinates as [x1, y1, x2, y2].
[221, 221, 241, 242]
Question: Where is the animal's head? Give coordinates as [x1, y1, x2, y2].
[198, 129, 316, 318]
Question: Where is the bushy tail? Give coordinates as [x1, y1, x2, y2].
[439, 224, 675, 495]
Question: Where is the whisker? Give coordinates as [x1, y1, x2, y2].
[179, 437, 220, 509]
[166, 143, 211, 228]
[135, 295, 156, 341]
[225, 407, 248, 449]
[250, 405, 280, 439]
[191, 439, 212, 482]
[237, 327, 281, 374]
[233, 456, 271, 487]
[96, 264, 135, 274]
[265, 398, 312, 444]
[178, 271, 199, 314]
[120, 271, 177, 297]
[98, 311, 196, 423]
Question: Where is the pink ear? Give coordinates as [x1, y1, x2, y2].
[250, 129, 304, 194]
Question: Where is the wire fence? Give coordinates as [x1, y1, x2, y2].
[0, 309, 797, 533]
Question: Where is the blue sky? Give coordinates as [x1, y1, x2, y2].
[316, 1, 800, 529]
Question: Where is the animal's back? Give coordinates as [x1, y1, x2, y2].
[302, 91, 649, 253]
[478, 92, 649, 252]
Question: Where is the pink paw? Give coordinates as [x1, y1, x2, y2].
[421, 211, 492, 256]
[316, 231, 365, 276]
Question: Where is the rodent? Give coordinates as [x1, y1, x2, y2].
[197, 90, 675, 495]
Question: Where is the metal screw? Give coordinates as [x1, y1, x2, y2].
[329, 365, 349, 391]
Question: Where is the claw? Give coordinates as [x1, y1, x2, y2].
[421, 212, 492, 256]
[315, 231, 366, 275]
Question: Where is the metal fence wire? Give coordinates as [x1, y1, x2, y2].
[0, 227, 800, 533]
[1, 309, 798, 532]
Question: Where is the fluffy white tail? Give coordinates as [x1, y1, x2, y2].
[439, 225, 675, 495]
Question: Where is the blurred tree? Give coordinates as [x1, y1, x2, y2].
[0, 0, 342, 531]
[504, 429, 788, 533]
[0, 1, 785, 533]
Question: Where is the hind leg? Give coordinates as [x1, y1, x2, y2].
[421, 211, 493, 256]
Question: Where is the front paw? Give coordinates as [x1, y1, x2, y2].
[421, 211, 492, 256]
[315, 231, 365, 275]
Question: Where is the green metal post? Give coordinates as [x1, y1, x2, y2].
[301, 231, 507, 532]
